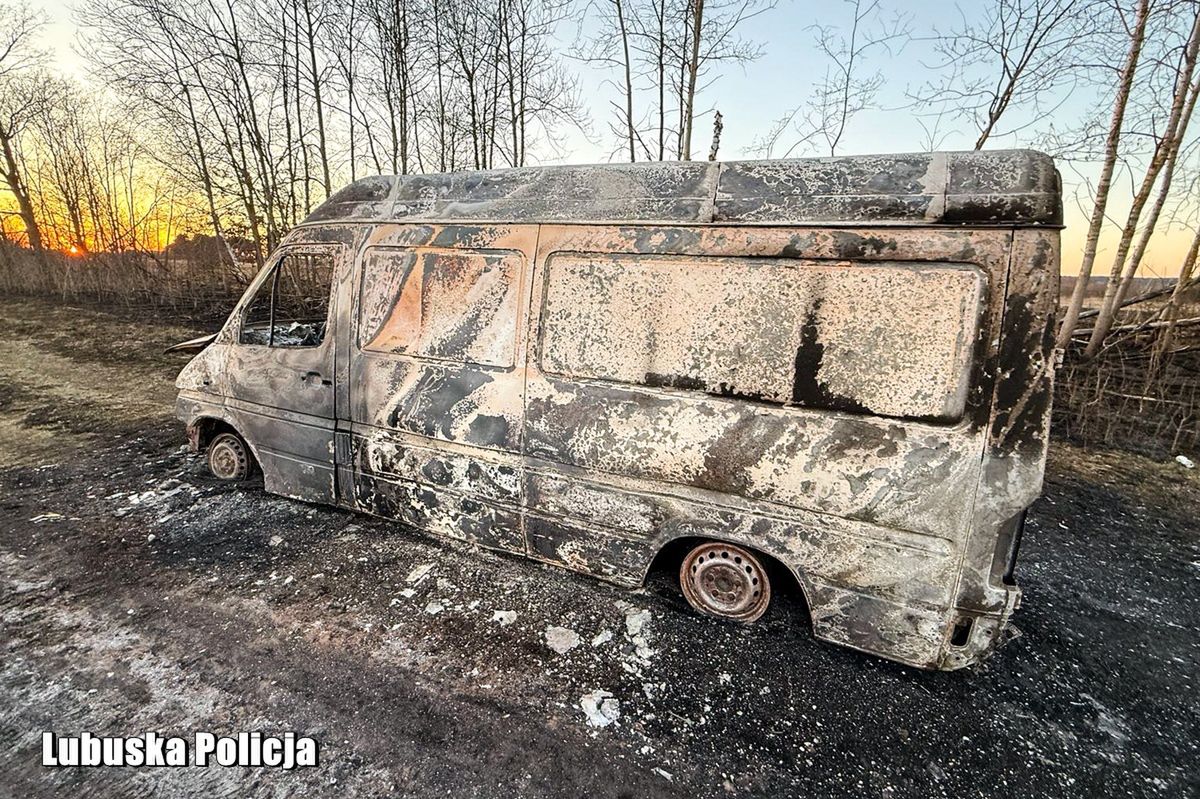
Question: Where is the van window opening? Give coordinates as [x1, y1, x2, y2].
[240, 252, 335, 348]
[358, 247, 522, 368]
[539, 253, 984, 422]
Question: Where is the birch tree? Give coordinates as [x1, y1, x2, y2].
[1083, 3, 1200, 355]
[1055, 0, 1152, 351]
[581, 0, 772, 161]
[757, 0, 908, 158]
[577, 0, 639, 160]
[914, 0, 1091, 150]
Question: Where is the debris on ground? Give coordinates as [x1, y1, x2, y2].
[623, 608, 656, 664]
[580, 690, 621, 728]
[406, 563, 435, 585]
[624, 608, 651, 637]
[545, 626, 581, 654]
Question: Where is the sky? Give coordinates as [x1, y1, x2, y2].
[27, 0, 1197, 277]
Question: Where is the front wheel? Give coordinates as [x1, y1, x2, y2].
[206, 432, 252, 481]
[680, 541, 772, 623]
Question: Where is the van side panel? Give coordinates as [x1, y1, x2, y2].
[521, 224, 1018, 668]
[524, 225, 1011, 535]
[347, 223, 537, 556]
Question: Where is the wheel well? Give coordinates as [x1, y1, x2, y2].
[645, 536, 812, 619]
[189, 418, 257, 467]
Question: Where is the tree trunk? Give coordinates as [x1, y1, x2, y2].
[346, 0, 358, 182]
[616, 0, 635, 162]
[1054, 0, 1151, 352]
[0, 132, 44, 252]
[1083, 8, 1200, 357]
[302, 0, 333, 197]
[656, 0, 665, 160]
[1154, 227, 1200, 361]
[1109, 76, 1199, 309]
[681, 0, 704, 160]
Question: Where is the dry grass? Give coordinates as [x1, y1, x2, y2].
[0, 241, 247, 321]
[1054, 289, 1200, 458]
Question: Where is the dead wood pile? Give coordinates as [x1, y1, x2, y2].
[1054, 284, 1200, 458]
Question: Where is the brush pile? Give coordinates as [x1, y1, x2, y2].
[1055, 280, 1200, 458]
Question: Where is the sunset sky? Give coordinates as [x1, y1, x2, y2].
[26, 0, 1198, 277]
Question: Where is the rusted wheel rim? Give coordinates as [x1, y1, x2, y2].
[680, 542, 771, 622]
[208, 434, 249, 481]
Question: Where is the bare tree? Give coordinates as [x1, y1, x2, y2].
[496, 0, 581, 167]
[914, 0, 1090, 150]
[366, 0, 417, 173]
[299, 0, 333, 195]
[758, 0, 909, 158]
[675, 0, 775, 160]
[576, 0, 639, 160]
[576, 0, 774, 161]
[1055, 0, 1152, 351]
[25, 79, 182, 254]
[1155, 223, 1200, 359]
[0, 1, 48, 251]
[331, 0, 363, 181]
[1083, 2, 1200, 356]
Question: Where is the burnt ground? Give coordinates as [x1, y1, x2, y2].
[0, 296, 1197, 798]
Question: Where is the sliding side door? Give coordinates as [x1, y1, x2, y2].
[346, 224, 536, 553]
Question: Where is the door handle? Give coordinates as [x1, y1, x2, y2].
[302, 371, 333, 386]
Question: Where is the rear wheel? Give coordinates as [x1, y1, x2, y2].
[206, 432, 251, 481]
[680, 541, 771, 623]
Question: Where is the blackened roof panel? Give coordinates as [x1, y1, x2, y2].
[301, 150, 1060, 227]
[386, 161, 719, 223]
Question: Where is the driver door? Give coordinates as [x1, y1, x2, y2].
[228, 244, 341, 503]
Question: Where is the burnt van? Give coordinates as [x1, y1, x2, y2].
[174, 150, 1062, 670]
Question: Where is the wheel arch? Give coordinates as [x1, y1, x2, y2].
[186, 415, 262, 471]
[639, 534, 815, 623]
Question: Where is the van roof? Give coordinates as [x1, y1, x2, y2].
[303, 149, 1061, 228]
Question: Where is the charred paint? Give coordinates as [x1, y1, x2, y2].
[643, 373, 708, 391]
[176, 150, 1062, 671]
[829, 232, 900, 260]
[466, 414, 510, 446]
[384, 369, 495, 440]
[791, 298, 871, 415]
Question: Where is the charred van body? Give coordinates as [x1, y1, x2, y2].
[175, 151, 1062, 670]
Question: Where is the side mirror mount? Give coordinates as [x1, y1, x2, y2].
[165, 333, 218, 354]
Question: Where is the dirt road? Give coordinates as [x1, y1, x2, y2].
[1, 297, 1197, 798]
